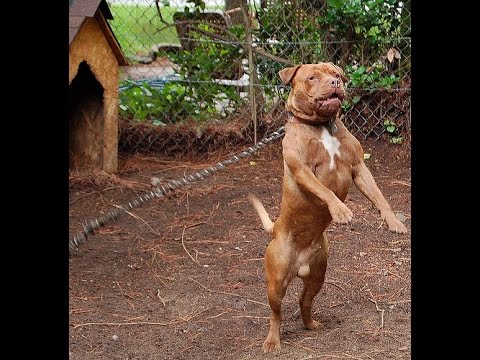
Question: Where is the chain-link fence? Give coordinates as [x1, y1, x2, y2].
[108, 0, 411, 156]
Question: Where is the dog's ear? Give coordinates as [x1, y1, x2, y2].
[329, 62, 348, 83]
[279, 65, 302, 85]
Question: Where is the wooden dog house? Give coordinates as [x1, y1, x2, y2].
[69, 0, 127, 173]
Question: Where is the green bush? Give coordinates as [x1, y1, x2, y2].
[255, 0, 409, 84]
[345, 63, 399, 89]
[119, 81, 198, 124]
[160, 23, 246, 122]
[119, 1, 409, 124]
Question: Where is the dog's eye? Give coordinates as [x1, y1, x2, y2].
[335, 74, 341, 78]
[308, 76, 316, 81]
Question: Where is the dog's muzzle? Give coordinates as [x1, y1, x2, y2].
[314, 92, 342, 115]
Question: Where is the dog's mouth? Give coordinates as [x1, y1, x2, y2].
[315, 92, 343, 114]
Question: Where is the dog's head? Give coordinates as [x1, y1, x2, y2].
[279, 63, 348, 123]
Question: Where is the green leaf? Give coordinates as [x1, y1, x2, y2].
[390, 136, 403, 144]
[364, 153, 371, 160]
[327, 0, 343, 8]
[386, 125, 396, 133]
[341, 101, 352, 110]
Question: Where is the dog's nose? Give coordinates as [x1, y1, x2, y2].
[330, 79, 340, 88]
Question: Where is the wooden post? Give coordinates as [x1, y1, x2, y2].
[225, 0, 246, 25]
[241, 4, 259, 144]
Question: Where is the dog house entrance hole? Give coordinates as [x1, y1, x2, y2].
[69, 61, 104, 171]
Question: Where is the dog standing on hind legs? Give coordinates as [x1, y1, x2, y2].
[248, 62, 407, 353]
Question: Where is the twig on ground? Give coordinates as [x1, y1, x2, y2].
[390, 239, 410, 245]
[386, 299, 410, 305]
[74, 308, 208, 330]
[242, 257, 264, 262]
[324, 328, 340, 337]
[207, 310, 232, 319]
[325, 280, 346, 292]
[390, 180, 411, 187]
[284, 340, 315, 352]
[181, 226, 201, 267]
[336, 269, 377, 276]
[183, 240, 229, 245]
[231, 315, 269, 321]
[328, 302, 345, 309]
[240, 338, 264, 352]
[370, 247, 403, 252]
[376, 219, 385, 230]
[386, 270, 406, 281]
[73, 320, 176, 329]
[70, 169, 149, 190]
[69, 191, 97, 205]
[343, 353, 365, 360]
[156, 289, 166, 307]
[69, 308, 96, 315]
[298, 353, 345, 359]
[383, 287, 405, 301]
[186, 221, 208, 229]
[113, 205, 161, 236]
[367, 288, 385, 330]
[189, 278, 268, 307]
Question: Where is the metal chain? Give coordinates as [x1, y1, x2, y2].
[69, 126, 285, 254]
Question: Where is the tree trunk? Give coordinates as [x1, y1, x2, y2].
[225, 0, 247, 25]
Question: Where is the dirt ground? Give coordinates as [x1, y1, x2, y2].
[69, 138, 411, 360]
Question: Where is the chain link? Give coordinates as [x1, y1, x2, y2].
[69, 126, 285, 254]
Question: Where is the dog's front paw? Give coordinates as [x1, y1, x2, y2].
[262, 338, 281, 353]
[388, 219, 407, 234]
[329, 202, 353, 224]
[384, 213, 408, 234]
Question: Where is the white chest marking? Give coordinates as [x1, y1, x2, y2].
[319, 128, 341, 169]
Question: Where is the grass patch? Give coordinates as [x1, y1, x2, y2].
[108, 5, 180, 58]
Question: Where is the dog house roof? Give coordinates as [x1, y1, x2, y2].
[69, 0, 127, 65]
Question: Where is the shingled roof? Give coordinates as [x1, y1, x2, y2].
[69, 0, 127, 65]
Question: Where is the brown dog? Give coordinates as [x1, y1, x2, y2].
[248, 63, 407, 353]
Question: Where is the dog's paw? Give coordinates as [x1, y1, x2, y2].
[304, 319, 321, 330]
[329, 202, 353, 224]
[262, 338, 281, 353]
[384, 213, 408, 234]
[388, 219, 408, 234]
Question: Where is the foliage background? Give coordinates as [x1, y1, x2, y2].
[106, 0, 411, 154]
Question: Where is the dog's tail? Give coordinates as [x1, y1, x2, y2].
[247, 193, 274, 234]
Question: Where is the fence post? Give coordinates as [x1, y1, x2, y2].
[241, 5, 257, 144]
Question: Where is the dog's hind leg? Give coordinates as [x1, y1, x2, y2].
[263, 278, 287, 352]
[299, 234, 329, 330]
[262, 240, 294, 353]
